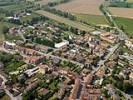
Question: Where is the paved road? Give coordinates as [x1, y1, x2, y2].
[0, 45, 84, 69]
[43, 52, 84, 68]
[92, 43, 120, 74]
[0, 74, 22, 100]
[116, 88, 132, 100]
[102, 2, 129, 40]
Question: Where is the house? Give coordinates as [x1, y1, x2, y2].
[129, 72, 133, 81]
[69, 78, 81, 100]
[24, 67, 39, 77]
[0, 78, 3, 87]
[125, 40, 133, 51]
[80, 85, 104, 100]
[35, 44, 49, 53]
[0, 62, 4, 69]
[38, 88, 49, 96]
[3, 41, 16, 50]
[25, 81, 39, 93]
[27, 56, 46, 65]
[38, 65, 48, 74]
[0, 78, 5, 97]
[100, 32, 118, 44]
[16, 46, 38, 56]
[9, 27, 19, 35]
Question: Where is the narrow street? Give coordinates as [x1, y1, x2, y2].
[0, 74, 22, 100]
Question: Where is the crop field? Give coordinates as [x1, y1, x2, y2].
[0, 2, 33, 13]
[75, 13, 108, 25]
[55, 0, 104, 15]
[109, 7, 133, 19]
[127, 0, 133, 3]
[114, 17, 133, 38]
[36, 10, 94, 32]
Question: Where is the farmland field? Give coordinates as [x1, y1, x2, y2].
[75, 13, 108, 25]
[0, 1, 34, 13]
[55, 0, 104, 15]
[36, 10, 94, 32]
[109, 7, 133, 19]
[114, 17, 133, 38]
[127, 0, 133, 3]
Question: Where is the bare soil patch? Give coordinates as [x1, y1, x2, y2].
[55, 0, 104, 15]
[109, 7, 133, 19]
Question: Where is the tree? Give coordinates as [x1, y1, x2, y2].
[2, 26, 9, 34]
[120, 25, 125, 31]
[10, 74, 18, 83]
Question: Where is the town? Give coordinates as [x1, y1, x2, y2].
[0, 0, 133, 100]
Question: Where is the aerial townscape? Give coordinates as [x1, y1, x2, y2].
[0, 0, 133, 100]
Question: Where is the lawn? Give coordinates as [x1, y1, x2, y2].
[36, 10, 94, 32]
[114, 17, 133, 38]
[75, 13, 109, 25]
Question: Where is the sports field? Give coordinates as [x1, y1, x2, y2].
[36, 10, 94, 32]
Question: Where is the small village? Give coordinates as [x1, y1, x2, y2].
[0, 0, 133, 100]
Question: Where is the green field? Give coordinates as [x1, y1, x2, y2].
[0, 1, 33, 13]
[74, 13, 133, 38]
[75, 13, 109, 25]
[36, 10, 94, 32]
[0, 4, 26, 11]
[114, 17, 133, 38]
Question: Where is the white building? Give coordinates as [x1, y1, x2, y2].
[3, 41, 16, 50]
[55, 40, 69, 48]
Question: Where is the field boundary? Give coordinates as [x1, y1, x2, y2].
[35, 10, 94, 32]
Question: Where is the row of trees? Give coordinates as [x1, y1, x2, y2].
[47, 0, 71, 7]
[43, 7, 76, 21]
[109, 1, 133, 8]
